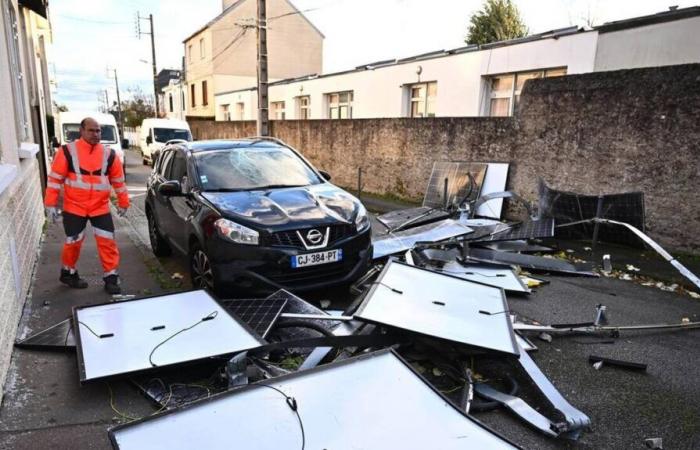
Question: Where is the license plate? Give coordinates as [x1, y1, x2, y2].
[292, 249, 343, 268]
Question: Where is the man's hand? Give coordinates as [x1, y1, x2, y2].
[117, 206, 128, 218]
[46, 207, 60, 223]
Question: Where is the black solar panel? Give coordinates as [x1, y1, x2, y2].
[469, 219, 555, 243]
[423, 162, 488, 209]
[538, 180, 645, 247]
[15, 318, 75, 349]
[221, 297, 287, 338]
[376, 207, 450, 231]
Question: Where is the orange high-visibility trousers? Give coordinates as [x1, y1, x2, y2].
[62, 212, 119, 276]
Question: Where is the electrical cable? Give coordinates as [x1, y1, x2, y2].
[257, 384, 306, 450]
[470, 374, 519, 413]
[148, 311, 218, 367]
[106, 382, 141, 422]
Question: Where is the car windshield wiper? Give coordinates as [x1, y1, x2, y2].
[252, 184, 306, 190]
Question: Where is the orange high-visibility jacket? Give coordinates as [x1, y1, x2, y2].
[45, 139, 129, 217]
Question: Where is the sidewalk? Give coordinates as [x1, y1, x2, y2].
[0, 208, 166, 450]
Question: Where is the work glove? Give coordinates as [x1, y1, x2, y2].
[117, 207, 128, 218]
[46, 207, 60, 223]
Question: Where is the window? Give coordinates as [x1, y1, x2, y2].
[271, 101, 285, 120]
[408, 82, 437, 118]
[221, 104, 231, 121]
[154, 128, 192, 143]
[199, 38, 205, 59]
[202, 81, 208, 106]
[158, 150, 175, 177]
[194, 146, 322, 191]
[296, 96, 310, 119]
[327, 91, 353, 119]
[487, 68, 567, 116]
[236, 102, 245, 120]
[3, 0, 28, 140]
[168, 151, 188, 182]
[190, 84, 196, 107]
[181, 91, 185, 110]
[188, 45, 192, 63]
[168, 93, 173, 112]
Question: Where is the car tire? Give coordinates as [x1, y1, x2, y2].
[147, 209, 172, 257]
[189, 242, 219, 294]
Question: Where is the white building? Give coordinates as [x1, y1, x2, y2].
[162, 78, 189, 121]
[215, 6, 700, 121]
[0, 0, 54, 403]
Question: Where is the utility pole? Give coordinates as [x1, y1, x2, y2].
[107, 68, 124, 138]
[256, 0, 269, 136]
[137, 12, 159, 117]
[104, 90, 109, 112]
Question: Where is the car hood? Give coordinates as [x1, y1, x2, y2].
[201, 184, 360, 228]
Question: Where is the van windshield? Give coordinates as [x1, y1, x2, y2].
[61, 124, 118, 144]
[154, 128, 192, 143]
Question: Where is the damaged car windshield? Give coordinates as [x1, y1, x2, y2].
[195, 146, 322, 191]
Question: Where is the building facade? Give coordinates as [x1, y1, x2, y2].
[214, 7, 700, 121]
[183, 0, 324, 119]
[0, 0, 54, 403]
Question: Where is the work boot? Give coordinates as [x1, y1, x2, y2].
[104, 274, 122, 295]
[59, 269, 88, 289]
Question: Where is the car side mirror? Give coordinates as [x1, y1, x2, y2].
[122, 138, 129, 149]
[158, 180, 183, 196]
[319, 170, 332, 181]
[146, 136, 153, 145]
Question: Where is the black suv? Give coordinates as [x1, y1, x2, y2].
[145, 138, 372, 294]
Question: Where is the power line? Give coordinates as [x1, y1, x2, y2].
[55, 14, 130, 25]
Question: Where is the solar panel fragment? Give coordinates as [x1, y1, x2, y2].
[423, 162, 488, 209]
[221, 297, 287, 338]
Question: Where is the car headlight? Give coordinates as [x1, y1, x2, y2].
[214, 218, 259, 245]
[355, 203, 371, 232]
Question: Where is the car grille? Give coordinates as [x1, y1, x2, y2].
[266, 224, 356, 249]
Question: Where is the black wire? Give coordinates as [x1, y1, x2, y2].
[148, 311, 218, 367]
[77, 321, 104, 338]
[370, 282, 403, 294]
[257, 384, 306, 450]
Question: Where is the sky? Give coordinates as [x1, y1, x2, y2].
[50, 0, 696, 111]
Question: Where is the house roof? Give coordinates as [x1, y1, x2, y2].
[595, 6, 700, 33]
[182, 0, 324, 43]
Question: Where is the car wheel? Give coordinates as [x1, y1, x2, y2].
[147, 209, 172, 257]
[189, 243, 217, 292]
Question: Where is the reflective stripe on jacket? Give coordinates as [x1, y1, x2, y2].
[45, 138, 130, 217]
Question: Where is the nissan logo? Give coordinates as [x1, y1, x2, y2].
[306, 229, 323, 244]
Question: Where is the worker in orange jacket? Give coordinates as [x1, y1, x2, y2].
[44, 117, 130, 294]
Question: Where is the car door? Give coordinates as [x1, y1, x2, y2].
[152, 149, 179, 246]
[165, 149, 194, 251]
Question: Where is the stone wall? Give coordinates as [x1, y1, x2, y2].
[0, 158, 44, 403]
[191, 64, 700, 251]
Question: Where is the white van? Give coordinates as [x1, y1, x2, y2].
[54, 111, 126, 173]
[139, 118, 192, 165]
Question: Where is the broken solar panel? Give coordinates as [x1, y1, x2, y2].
[110, 350, 519, 450]
[355, 260, 519, 356]
[73, 290, 265, 383]
[15, 318, 75, 349]
[465, 247, 597, 276]
[538, 179, 646, 247]
[372, 219, 473, 259]
[220, 296, 287, 338]
[476, 240, 554, 253]
[376, 206, 450, 231]
[432, 261, 530, 294]
[476, 162, 510, 219]
[422, 162, 487, 209]
[468, 219, 555, 243]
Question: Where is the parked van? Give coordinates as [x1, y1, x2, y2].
[54, 112, 127, 173]
[139, 118, 192, 165]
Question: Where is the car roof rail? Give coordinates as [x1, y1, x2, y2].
[246, 136, 288, 146]
[165, 139, 189, 145]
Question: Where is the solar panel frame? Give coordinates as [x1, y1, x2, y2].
[73, 290, 266, 383]
[14, 318, 75, 349]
